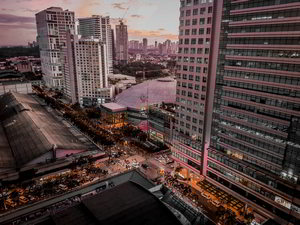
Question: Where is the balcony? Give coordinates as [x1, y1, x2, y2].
[228, 31, 300, 38]
[226, 44, 300, 51]
[224, 65, 300, 78]
[229, 16, 300, 27]
[225, 55, 300, 65]
[230, 2, 300, 15]
[223, 76, 300, 92]
[219, 113, 288, 139]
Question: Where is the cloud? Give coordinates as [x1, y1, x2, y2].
[158, 28, 165, 31]
[128, 29, 177, 40]
[0, 23, 36, 29]
[0, 14, 35, 23]
[112, 3, 127, 10]
[22, 8, 39, 13]
[130, 14, 142, 18]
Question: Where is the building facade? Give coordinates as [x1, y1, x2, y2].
[206, 0, 300, 224]
[172, 0, 221, 175]
[143, 38, 148, 53]
[78, 15, 113, 74]
[115, 21, 128, 64]
[35, 7, 75, 89]
[74, 37, 110, 106]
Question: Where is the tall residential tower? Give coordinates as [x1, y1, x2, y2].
[115, 20, 128, 64]
[36, 7, 75, 89]
[78, 15, 113, 74]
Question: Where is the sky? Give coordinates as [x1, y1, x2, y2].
[0, 0, 180, 46]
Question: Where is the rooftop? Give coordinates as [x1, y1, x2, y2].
[115, 77, 176, 111]
[101, 102, 127, 113]
[0, 92, 90, 169]
[48, 182, 182, 225]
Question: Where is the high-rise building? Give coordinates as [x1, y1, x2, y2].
[64, 31, 78, 103]
[143, 38, 148, 53]
[172, 0, 222, 175]
[35, 7, 75, 89]
[78, 15, 113, 73]
[155, 41, 158, 48]
[129, 40, 139, 49]
[111, 29, 116, 63]
[205, 0, 300, 224]
[74, 36, 109, 106]
[115, 20, 128, 64]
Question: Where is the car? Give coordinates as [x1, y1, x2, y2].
[211, 199, 221, 207]
[201, 192, 211, 200]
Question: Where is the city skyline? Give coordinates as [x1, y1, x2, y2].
[0, 0, 179, 46]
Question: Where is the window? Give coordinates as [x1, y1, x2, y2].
[198, 38, 204, 44]
[199, 28, 205, 34]
[185, 20, 190, 26]
[191, 38, 197, 44]
[185, 29, 190, 35]
[193, 9, 198, 15]
[192, 19, 197, 25]
[200, 7, 206, 15]
[192, 29, 197, 35]
[186, 10, 191, 16]
[207, 17, 212, 24]
[208, 6, 212, 13]
[200, 18, 205, 25]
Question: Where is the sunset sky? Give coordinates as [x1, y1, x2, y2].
[0, 0, 179, 46]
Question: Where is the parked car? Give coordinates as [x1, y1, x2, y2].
[201, 192, 211, 200]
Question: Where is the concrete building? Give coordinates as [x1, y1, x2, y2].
[78, 15, 113, 73]
[172, 0, 222, 175]
[35, 7, 75, 89]
[129, 40, 140, 50]
[205, 0, 300, 224]
[143, 38, 148, 53]
[148, 104, 176, 146]
[74, 36, 111, 106]
[115, 20, 128, 64]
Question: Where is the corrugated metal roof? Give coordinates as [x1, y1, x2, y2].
[0, 92, 88, 169]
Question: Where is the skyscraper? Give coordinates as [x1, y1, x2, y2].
[111, 29, 116, 63]
[78, 15, 113, 73]
[35, 7, 75, 89]
[172, 0, 222, 175]
[205, 0, 300, 223]
[115, 20, 128, 64]
[143, 38, 148, 53]
[74, 36, 109, 106]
